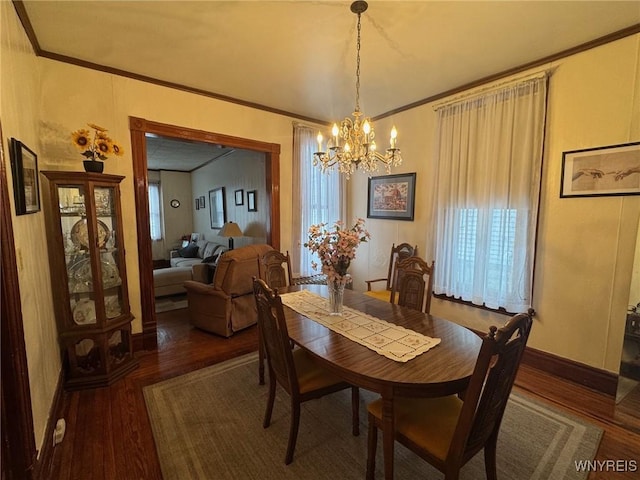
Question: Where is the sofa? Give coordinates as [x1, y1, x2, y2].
[183, 243, 274, 337]
[169, 239, 227, 269]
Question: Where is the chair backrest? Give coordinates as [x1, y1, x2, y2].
[385, 243, 418, 291]
[447, 309, 534, 464]
[252, 278, 298, 395]
[391, 256, 434, 313]
[260, 250, 293, 289]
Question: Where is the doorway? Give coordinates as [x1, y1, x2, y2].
[129, 117, 281, 350]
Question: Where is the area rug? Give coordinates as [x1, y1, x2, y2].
[144, 353, 602, 480]
[155, 294, 188, 313]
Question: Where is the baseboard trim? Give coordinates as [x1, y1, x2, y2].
[522, 346, 618, 397]
[33, 369, 65, 480]
[468, 327, 618, 396]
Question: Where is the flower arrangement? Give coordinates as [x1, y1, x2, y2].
[72, 123, 124, 162]
[304, 218, 370, 286]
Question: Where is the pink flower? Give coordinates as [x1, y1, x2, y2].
[302, 219, 370, 285]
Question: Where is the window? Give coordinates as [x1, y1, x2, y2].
[292, 124, 343, 276]
[148, 182, 162, 241]
[432, 74, 547, 313]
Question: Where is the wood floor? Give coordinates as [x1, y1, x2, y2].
[47, 307, 640, 480]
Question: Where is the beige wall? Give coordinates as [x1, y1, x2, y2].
[349, 34, 640, 373]
[1, 1, 62, 457]
[160, 170, 193, 256]
[192, 150, 267, 247]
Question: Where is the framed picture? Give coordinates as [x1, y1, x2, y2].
[9, 138, 40, 215]
[560, 141, 640, 198]
[235, 189, 244, 206]
[367, 172, 416, 221]
[247, 190, 257, 212]
[209, 187, 227, 229]
[199, 195, 205, 208]
[195, 198, 200, 210]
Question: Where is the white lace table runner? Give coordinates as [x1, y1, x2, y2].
[280, 290, 441, 363]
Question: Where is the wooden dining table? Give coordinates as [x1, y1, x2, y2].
[281, 284, 483, 480]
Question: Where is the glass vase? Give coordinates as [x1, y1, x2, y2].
[328, 281, 345, 316]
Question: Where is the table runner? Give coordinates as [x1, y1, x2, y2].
[280, 290, 441, 362]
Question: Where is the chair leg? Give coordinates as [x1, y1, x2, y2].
[484, 434, 498, 480]
[351, 387, 360, 436]
[258, 327, 265, 385]
[263, 373, 276, 429]
[285, 400, 301, 465]
[366, 413, 378, 480]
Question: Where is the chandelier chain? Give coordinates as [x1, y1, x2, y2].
[355, 11, 361, 113]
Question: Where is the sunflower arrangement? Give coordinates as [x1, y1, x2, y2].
[71, 123, 124, 161]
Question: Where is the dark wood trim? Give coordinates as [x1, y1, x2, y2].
[374, 24, 640, 120]
[522, 346, 619, 397]
[129, 117, 280, 352]
[468, 325, 618, 396]
[32, 371, 65, 480]
[1, 125, 37, 479]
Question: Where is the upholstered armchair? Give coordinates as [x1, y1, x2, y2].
[183, 244, 273, 337]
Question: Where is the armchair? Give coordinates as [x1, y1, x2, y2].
[183, 244, 273, 337]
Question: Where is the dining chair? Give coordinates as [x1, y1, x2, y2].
[366, 308, 534, 480]
[253, 278, 360, 465]
[390, 256, 435, 314]
[260, 249, 294, 289]
[258, 250, 294, 385]
[364, 243, 417, 303]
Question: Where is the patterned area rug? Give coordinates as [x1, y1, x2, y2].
[144, 353, 603, 480]
[154, 294, 188, 313]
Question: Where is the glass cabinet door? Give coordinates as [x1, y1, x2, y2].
[59, 183, 97, 326]
[94, 186, 123, 320]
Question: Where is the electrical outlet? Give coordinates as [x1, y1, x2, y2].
[53, 418, 66, 446]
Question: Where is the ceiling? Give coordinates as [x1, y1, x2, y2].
[17, 1, 640, 169]
[145, 135, 237, 172]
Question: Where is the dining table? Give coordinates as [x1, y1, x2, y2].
[280, 284, 483, 480]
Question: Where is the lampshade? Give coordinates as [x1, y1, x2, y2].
[219, 222, 243, 237]
[219, 222, 243, 249]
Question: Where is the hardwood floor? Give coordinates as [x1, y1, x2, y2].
[47, 308, 640, 479]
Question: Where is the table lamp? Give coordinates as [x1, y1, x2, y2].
[219, 221, 243, 250]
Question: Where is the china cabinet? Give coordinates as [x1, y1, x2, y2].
[41, 171, 138, 389]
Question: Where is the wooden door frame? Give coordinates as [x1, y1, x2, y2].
[129, 117, 281, 350]
[1, 129, 37, 479]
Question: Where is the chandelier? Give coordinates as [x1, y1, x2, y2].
[313, 0, 402, 178]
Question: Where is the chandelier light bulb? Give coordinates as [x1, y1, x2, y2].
[363, 120, 371, 135]
[390, 126, 398, 148]
[317, 132, 323, 150]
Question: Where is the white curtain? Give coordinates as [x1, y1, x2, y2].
[292, 124, 344, 276]
[432, 74, 548, 312]
[148, 182, 162, 241]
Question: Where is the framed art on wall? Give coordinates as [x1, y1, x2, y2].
[560, 141, 640, 198]
[195, 198, 200, 210]
[209, 187, 227, 229]
[247, 190, 257, 212]
[235, 189, 244, 206]
[10, 138, 40, 215]
[199, 195, 205, 208]
[367, 172, 416, 221]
